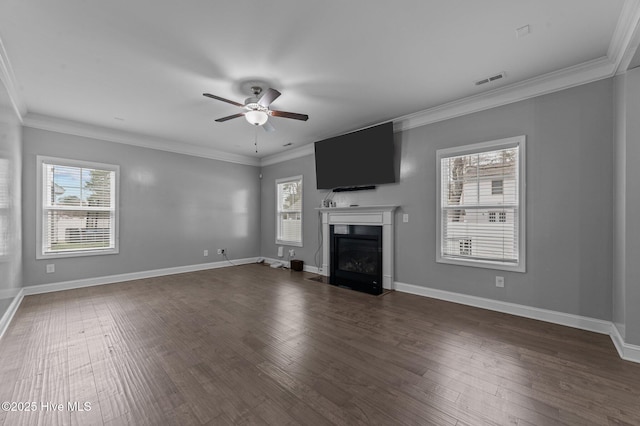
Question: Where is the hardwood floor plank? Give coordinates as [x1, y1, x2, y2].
[1, 265, 640, 425]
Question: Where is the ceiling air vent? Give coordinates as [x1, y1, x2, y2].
[475, 72, 506, 86]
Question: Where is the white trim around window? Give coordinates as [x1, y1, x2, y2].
[436, 135, 526, 273]
[36, 156, 120, 259]
[275, 175, 303, 247]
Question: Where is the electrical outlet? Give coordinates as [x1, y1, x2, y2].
[403, 213, 409, 223]
[496, 276, 505, 288]
[289, 249, 295, 257]
[203, 250, 208, 256]
[46, 264, 55, 274]
[277, 246, 284, 257]
[217, 248, 225, 255]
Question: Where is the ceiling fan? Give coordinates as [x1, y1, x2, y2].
[203, 86, 309, 132]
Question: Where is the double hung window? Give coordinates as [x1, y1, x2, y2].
[276, 176, 303, 246]
[37, 156, 119, 258]
[436, 136, 525, 272]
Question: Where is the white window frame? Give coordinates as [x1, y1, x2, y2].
[275, 175, 303, 247]
[436, 135, 526, 272]
[36, 156, 120, 259]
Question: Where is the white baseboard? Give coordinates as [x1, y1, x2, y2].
[23, 257, 260, 296]
[394, 281, 640, 364]
[303, 264, 323, 274]
[610, 323, 640, 363]
[0, 289, 24, 339]
[394, 281, 612, 334]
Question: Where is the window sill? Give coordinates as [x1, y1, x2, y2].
[275, 240, 303, 248]
[436, 256, 525, 273]
[37, 248, 119, 260]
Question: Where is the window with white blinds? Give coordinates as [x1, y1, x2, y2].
[276, 175, 303, 247]
[436, 136, 526, 272]
[37, 156, 119, 258]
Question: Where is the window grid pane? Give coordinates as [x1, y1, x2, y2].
[276, 177, 302, 244]
[440, 145, 520, 264]
[42, 160, 116, 255]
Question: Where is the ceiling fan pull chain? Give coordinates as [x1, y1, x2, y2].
[254, 127, 258, 153]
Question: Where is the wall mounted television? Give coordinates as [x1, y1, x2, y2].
[314, 122, 396, 190]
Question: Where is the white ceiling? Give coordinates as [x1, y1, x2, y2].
[0, 0, 639, 164]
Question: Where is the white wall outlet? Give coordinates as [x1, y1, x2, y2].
[203, 249, 208, 256]
[496, 276, 505, 288]
[277, 246, 284, 257]
[289, 249, 295, 257]
[217, 249, 222, 255]
[403, 213, 409, 223]
[46, 264, 55, 274]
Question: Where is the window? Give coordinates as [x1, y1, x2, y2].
[276, 175, 303, 246]
[37, 156, 119, 258]
[436, 136, 525, 272]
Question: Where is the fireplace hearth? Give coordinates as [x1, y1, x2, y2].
[330, 225, 382, 295]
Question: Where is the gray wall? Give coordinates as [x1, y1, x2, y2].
[613, 73, 627, 338]
[260, 154, 328, 268]
[261, 79, 614, 320]
[618, 67, 640, 345]
[0, 82, 23, 318]
[22, 127, 261, 286]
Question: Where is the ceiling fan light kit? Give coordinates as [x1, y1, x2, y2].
[203, 85, 309, 131]
[245, 109, 268, 126]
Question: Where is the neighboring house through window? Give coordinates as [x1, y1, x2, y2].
[276, 175, 303, 247]
[491, 179, 503, 195]
[436, 136, 526, 272]
[37, 156, 119, 259]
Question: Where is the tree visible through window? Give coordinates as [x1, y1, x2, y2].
[38, 156, 119, 258]
[276, 176, 303, 246]
[437, 136, 526, 272]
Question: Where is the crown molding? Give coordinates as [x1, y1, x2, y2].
[613, 0, 640, 73]
[23, 113, 260, 166]
[267, 56, 619, 167]
[0, 36, 26, 122]
[394, 56, 616, 133]
[260, 142, 314, 167]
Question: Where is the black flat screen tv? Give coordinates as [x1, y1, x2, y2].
[314, 122, 396, 190]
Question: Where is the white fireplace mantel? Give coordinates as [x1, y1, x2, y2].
[318, 205, 399, 289]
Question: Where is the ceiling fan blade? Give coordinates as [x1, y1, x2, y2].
[203, 93, 244, 107]
[258, 88, 281, 108]
[215, 112, 245, 122]
[263, 120, 275, 132]
[269, 110, 309, 121]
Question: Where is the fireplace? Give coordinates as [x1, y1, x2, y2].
[330, 225, 383, 295]
[320, 205, 398, 292]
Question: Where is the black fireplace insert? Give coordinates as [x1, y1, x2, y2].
[329, 224, 383, 295]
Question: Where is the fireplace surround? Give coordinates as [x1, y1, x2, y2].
[319, 205, 398, 293]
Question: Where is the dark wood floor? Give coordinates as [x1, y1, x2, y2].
[1, 264, 639, 425]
